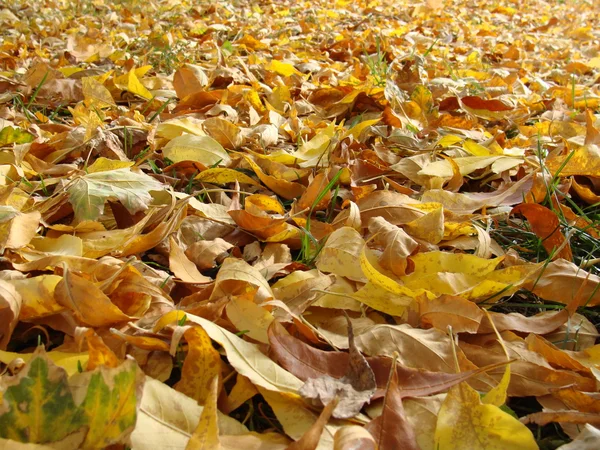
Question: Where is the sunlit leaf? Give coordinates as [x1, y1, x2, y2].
[68, 168, 163, 222]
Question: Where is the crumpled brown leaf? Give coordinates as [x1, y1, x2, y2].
[299, 315, 376, 419]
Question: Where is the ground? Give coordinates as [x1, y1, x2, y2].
[0, 0, 600, 449]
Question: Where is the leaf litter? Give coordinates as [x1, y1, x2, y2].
[1, 0, 600, 448]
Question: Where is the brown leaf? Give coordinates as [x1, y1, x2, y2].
[521, 411, 600, 426]
[552, 387, 600, 413]
[525, 259, 600, 306]
[460, 340, 597, 397]
[368, 217, 418, 277]
[298, 315, 376, 419]
[296, 172, 332, 212]
[203, 117, 243, 150]
[460, 95, 513, 112]
[269, 321, 508, 398]
[416, 294, 484, 334]
[0, 280, 21, 349]
[366, 358, 419, 450]
[286, 398, 338, 450]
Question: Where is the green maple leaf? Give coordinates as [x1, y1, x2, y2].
[0, 347, 144, 449]
[0, 348, 83, 443]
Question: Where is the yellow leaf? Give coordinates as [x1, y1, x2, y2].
[437, 135, 464, 148]
[169, 236, 212, 283]
[131, 378, 247, 449]
[259, 388, 337, 447]
[482, 365, 511, 407]
[221, 374, 258, 414]
[0, 350, 88, 376]
[156, 117, 207, 139]
[290, 122, 337, 167]
[244, 89, 265, 113]
[210, 257, 273, 303]
[265, 60, 301, 77]
[83, 329, 120, 370]
[344, 118, 380, 140]
[163, 134, 231, 166]
[546, 145, 600, 177]
[110, 328, 171, 352]
[86, 157, 133, 173]
[175, 327, 222, 406]
[54, 268, 131, 327]
[127, 69, 153, 100]
[8, 275, 63, 320]
[409, 252, 503, 277]
[463, 139, 492, 156]
[411, 85, 433, 115]
[226, 296, 274, 344]
[195, 168, 259, 186]
[185, 376, 220, 449]
[153, 310, 188, 333]
[399, 253, 533, 301]
[404, 207, 445, 244]
[315, 227, 366, 282]
[240, 154, 305, 200]
[158, 311, 303, 393]
[435, 381, 538, 450]
[82, 76, 116, 108]
[203, 117, 243, 149]
[352, 282, 411, 316]
[360, 244, 434, 299]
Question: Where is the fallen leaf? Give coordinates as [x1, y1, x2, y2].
[163, 134, 231, 166]
[299, 315, 376, 419]
[174, 326, 222, 406]
[511, 203, 572, 260]
[68, 168, 163, 223]
[434, 371, 538, 450]
[156, 310, 303, 393]
[366, 358, 419, 450]
[315, 227, 366, 282]
[54, 268, 131, 327]
[556, 424, 600, 450]
[186, 376, 220, 449]
[287, 398, 338, 450]
[169, 236, 212, 283]
[226, 295, 273, 344]
[333, 426, 376, 450]
[130, 378, 247, 449]
[521, 411, 600, 427]
[0, 280, 21, 349]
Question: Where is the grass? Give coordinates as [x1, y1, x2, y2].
[297, 169, 344, 265]
[363, 36, 388, 87]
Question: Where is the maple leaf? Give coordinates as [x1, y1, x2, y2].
[67, 167, 163, 222]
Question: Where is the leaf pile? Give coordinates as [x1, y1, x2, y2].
[1, 0, 600, 448]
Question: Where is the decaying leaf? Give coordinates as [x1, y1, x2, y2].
[299, 315, 376, 419]
[0, 347, 144, 449]
[434, 371, 538, 450]
[366, 358, 419, 450]
[186, 376, 221, 449]
[174, 326, 222, 406]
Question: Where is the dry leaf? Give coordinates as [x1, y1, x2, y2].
[299, 316, 376, 419]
